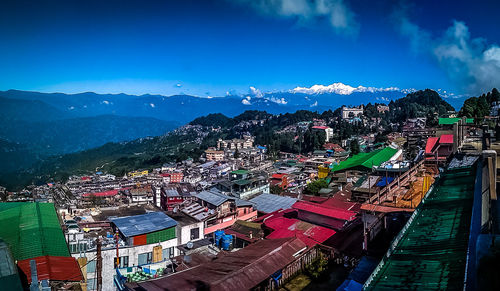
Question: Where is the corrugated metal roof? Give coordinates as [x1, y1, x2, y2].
[249, 193, 297, 213]
[438, 117, 474, 125]
[125, 238, 307, 291]
[365, 167, 476, 290]
[439, 134, 454, 144]
[194, 190, 228, 206]
[293, 201, 358, 221]
[82, 189, 119, 197]
[0, 202, 71, 261]
[264, 216, 336, 247]
[425, 137, 439, 154]
[332, 147, 398, 172]
[17, 255, 83, 283]
[110, 212, 177, 238]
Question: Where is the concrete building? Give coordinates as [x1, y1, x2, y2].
[186, 190, 258, 235]
[70, 211, 204, 291]
[217, 135, 254, 150]
[312, 126, 334, 142]
[341, 106, 364, 119]
[205, 148, 224, 161]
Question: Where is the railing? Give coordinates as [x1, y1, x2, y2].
[367, 159, 424, 204]
[363, 177, 437, 289]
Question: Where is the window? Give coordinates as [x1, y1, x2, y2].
[138, 252, 153, 265]
[114, 256, 129, 269]
[190, 228, 200, 240]
[87, 278, 97, 291]
[162, 247, 174, 260]
[87, 260, 96, 273]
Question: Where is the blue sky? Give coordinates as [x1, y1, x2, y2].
[0, 0, 499, 97]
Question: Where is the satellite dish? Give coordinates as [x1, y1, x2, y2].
[186, 241, 194, 249]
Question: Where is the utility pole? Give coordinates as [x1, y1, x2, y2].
[115, 230, 120, 269]
[96, 238, 102, 291]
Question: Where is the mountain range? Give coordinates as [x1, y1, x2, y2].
[0, 83, 467, 173]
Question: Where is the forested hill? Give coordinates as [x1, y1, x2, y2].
[0, 89, 465, 190]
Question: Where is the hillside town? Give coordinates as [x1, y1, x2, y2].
[2, 93, 500, 291]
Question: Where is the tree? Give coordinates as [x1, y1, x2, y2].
[303, 179, 329, 196]
[233, 148, 240, 159]
[270, 184, 283, 195]
[350, 139, 360, 155]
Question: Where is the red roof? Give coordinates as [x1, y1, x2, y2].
[271, 173, 287, 179]
[425, 137, 439, 154]
[292, 201, 357, 221]
[81, 176, 91, 180]
[82, 189, 118, 197]
[321, 196, 361, 213]
[312, 126, 329, 130]
[264, 216, 336, 247]
[17, 256, 83, 283]
[439, 134, 453, 144]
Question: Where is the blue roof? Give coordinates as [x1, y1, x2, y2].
[110, 212, 177, 237]
[249, 193, 297, 213]
[194, 190, 228, 206]
[376, 177, 394, 187]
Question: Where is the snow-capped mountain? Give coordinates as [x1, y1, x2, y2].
[290, 82, 405, 95]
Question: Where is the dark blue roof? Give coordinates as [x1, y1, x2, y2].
[110, 212, 177, 237]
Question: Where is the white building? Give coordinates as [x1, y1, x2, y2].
[341, 105, 364, 119]
[69, 211, 204, 291]
[312, 126, 334, 142]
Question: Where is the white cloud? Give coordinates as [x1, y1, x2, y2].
[101, 100, 111, 105]
[231, 0, 359, 35]
[242, 99, 252, 105]
[249, 86, 264, 98]
[176, 83, 182, 88]
[310, 101, 318, 107]
[150, 103, 155, 108]
[269, 96, 288, 104]
[393, 5, 500, 95]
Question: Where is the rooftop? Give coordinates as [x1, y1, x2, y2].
[365, 166, 476, 290]
[438, 117, 474, 125]
[249, 193, 297, 214]
[332, 147, 399, 172]
[0, 202, 70, 260]
[292, 201, 358, 221]
[125, 238, 307, 291]
[110, 212, 177, 238]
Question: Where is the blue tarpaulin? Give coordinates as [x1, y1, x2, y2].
[376, 177, 394, 187]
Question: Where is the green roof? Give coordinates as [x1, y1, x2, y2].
[233, 179, 251, 186]
[331, 147, 399, 172]
[0, 202, 71, 261]
[439, 117, 474, 125]
[231, 169, 249, 175]
[365, 167, 476, 290]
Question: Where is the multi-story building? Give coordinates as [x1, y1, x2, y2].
[186, 190, 257, 235]
[341, 105, 364, 119]
[217, 135, 254, 150]
[205, 148, 225, 161]
[312, 126, 334, 142]
[159, 183, 197, 211]
[216, 170, 270, 200]
[377, 104, 390, 113]
[69, 211, 203, 291]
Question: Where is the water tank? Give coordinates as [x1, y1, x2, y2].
[214, 230, 225, 247]
[220, 234, 233, 251]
